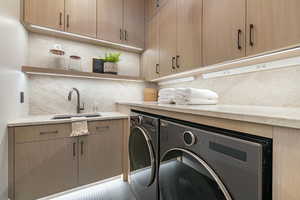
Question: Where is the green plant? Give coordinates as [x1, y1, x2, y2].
[103, 52, 121, 63]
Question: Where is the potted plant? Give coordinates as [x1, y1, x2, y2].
[103, 52, 121, 75]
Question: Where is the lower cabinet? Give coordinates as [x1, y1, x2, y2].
[9, 120, 124, 200]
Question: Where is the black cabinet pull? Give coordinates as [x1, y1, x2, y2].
[156, 0, 160, 7]
[156, 64, 160, 74]
[171, 57, 176, 70]
[176, 55, 180, 68]
[250, 24, 254, 46]
[66, 14, 70, 28]
[237, 29, 242, 50]
[59, 12, 63, 26]
[80, 141, 84, 155]
[40, 130, 58, 135]
[125, 30, 128, 41]
[120, 29, 123, 40]
[73, 142, 76, 157]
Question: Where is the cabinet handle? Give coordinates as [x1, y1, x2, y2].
[120, 29, 123, 40]
[96, 126, 110, 132]
[237, 29, 242, 50]
[59, 12, 63, 26]
[156, 64, 160, 74]
[156, 0, 160, 7]
[171, 57, 176, 70]
[124, 30, 128, 41]
[176, 55, 180, 68]
[67, 14, 70, 28]
[80, 141, 84, 155]
[73, 142, 76, 157]
[40, 130, 58, 135]
[249, 24, 254, 46]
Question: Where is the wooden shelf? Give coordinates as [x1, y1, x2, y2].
[22, 66, 145, 82]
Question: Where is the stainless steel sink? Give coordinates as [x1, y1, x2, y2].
[52, 113, 101, 120]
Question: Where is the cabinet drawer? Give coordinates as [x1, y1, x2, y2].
[88, 120, 122, 135]
[15, 124, 71, 143]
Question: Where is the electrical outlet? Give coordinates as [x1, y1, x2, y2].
[20, 92, 24, 103]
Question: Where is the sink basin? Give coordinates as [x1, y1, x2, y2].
[52, 113, 101, 120]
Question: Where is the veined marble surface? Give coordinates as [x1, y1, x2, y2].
[118, 101, 300, 129]
[28, 75, 152, 115]
[8, 112, 128, 127]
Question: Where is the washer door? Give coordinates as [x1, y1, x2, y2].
[129, 126, 156, 187]
[159, 148, 232, 200]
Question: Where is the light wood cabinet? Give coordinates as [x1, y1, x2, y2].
[203, 0, 246, 66]
[143, 14, 160, 80]
[24, 0, 65, 31]
[159, 0, 177, 76]
[9, 120, 125, 200]
[97, 0, 124, 44]
[247, 0, 300, 56]
[79, 120, 123, 185]
[273, 127, 300, 200]
[13, 124, 78, 200]
[65, 0, 97, 37]
[146, 0, 168, 21]
[176, 0, 202, 72]
[123, 0, 145, 48]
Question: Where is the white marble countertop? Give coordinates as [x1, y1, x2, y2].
[7, 112, 129, 127]
[118, 101, 300, 129]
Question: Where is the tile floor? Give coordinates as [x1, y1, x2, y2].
[40, 178, 136, 200]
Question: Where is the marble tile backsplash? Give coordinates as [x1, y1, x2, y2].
[161, 65, 300, 107]
[27, 33, 140, 76]
[29, 75, 150, 115]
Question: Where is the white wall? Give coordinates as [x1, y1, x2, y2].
[0, 0, 28, 199]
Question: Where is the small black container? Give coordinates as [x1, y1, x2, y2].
[93, 58, 105, 73]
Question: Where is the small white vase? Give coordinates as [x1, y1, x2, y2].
[104, 62, 118, 74]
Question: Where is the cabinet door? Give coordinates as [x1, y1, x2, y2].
[247, 0, 300, 56]
[159, 0, 177, 76]
[203, 0, 246, 65]
[146, 0, 159, 21]
[65, 0, 97, 37]
[14, 137, 78, 200]
[124, 0, 145, 48]
[176, 0, 202, 72]
[24, 0, 64, 31]
[97, 0, 124, 44]
[143, 14, 160, 80]
[79, 120, 123, 186]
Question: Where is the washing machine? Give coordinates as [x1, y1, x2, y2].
[128, 111, 159, 200]
[159, 118, 272, 200]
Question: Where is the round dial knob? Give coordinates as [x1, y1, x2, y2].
[183, 131, 196, 146]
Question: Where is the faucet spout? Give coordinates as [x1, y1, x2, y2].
[68, 88, 84, 114]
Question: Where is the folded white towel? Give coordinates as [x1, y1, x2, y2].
[175, 88, 218, 100]
[175, 98, 218, 105]
[71, 117, 89, 137]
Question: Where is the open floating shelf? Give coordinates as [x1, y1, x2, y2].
[22, 66, 145, 82]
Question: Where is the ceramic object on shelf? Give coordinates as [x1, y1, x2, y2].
[104, 62, 118, 74]
[68, 55, 82, 71]
[49, 44, 67, 70]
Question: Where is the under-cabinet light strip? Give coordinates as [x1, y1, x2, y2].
[158, 76, 195, 85]
[202, 56, 300, 79]
[29, 25, 144, 52]
[26, 72, 145, 82]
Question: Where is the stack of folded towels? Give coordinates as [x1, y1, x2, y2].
[158, 87, 218, 105]
[158, 88, 176, 104]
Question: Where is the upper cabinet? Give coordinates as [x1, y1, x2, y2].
[146, 0, 168, 21]
[158, 0, 202, 77]
[246, 0, 300, 56]
[23, 0, 145, 50]
[123, 0, 145, 48]
[203, 0, 246, 66]
[24, 0, 65, 31]
[97, 0, 124, 44]
[65, 0, 97, 37]
[176, 0, 202, 72]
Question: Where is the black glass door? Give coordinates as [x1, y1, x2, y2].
[129, 126, 156, 187]
[159, 148, 232, 200]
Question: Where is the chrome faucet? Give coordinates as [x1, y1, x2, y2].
[68, 88, 85, 114]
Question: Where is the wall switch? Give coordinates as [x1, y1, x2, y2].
[20, 92, 24, 103]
